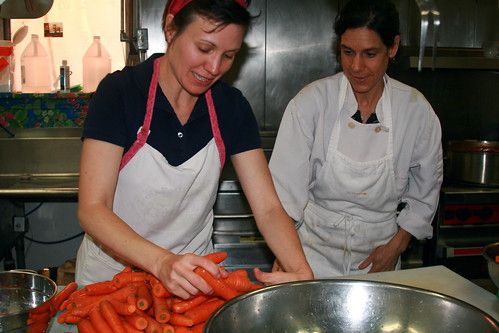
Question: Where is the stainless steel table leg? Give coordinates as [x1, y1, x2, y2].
[14, 233, 25, 268]
[13, 202, 26, 269]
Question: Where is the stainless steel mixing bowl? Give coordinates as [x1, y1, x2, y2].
[0, 270, 57, 332]
[205, 279, 498, 333]
[483, 242, 499, 289]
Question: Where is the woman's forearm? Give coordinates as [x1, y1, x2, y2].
[78, 202, 171, 277]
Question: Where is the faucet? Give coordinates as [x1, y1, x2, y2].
[415, 0, 440, 71]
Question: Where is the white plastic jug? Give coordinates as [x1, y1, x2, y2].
[20, 34, 53, 93]
[82, 36, 111, 93]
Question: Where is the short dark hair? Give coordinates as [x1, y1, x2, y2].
[162, 0, 253, 39]
[334, 0, 400, 48]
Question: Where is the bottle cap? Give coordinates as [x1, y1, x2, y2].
[62, 60, 67, 66]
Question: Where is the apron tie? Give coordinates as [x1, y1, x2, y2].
[332, 214, 356, 275]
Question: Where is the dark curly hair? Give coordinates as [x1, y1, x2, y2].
[162, 0, 254, 40]
[334, 0, 400, 49]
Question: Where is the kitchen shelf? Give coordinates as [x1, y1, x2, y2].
[409, 56, 499, 70]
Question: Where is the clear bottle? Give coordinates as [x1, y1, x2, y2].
[82, 36, 111, 93]
[20, 34, 53, 93]
[59, 60, 71, 93]
[0, 40, 14, 92]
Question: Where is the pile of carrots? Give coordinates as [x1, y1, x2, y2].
[30, 251, 262, 333]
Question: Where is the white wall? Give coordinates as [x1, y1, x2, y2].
[22, 202, 82, 271]
[10, 0, 126, 92]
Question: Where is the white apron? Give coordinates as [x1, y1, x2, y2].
[298, 74, 400, 278]
[76, 58, 226, 285]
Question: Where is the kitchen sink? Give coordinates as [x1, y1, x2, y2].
[0, 128, 82, 199]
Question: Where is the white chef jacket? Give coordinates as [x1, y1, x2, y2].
[269, 73, 443, 240]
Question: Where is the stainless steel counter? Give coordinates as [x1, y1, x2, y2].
[46, 265, 498, 332]
[343, 265, 499, 321]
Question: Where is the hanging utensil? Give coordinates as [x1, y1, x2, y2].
[12, 25, 28, 45]
[415, 0, 440, 71]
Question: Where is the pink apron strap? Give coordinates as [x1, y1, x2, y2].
[119, 57, 226, 171]
[119, 58, 161, 170]
[205, 89, 226, 170]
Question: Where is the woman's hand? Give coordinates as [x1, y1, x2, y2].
[358, 243, 399, 272]
[153, 253, 225, 299]
[358, 228, 412, 272]
[254, 265, 313, 286]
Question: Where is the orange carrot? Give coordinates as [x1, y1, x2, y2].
[50, 281, 78, 314]
[68, 287, 89, 302]
[194, 267, 240, 301]
[173, 326, 194, 333]
[136, 283, 153, 310]
[223, 271, 262, 292]
[153, 294, 171, 323]
[172, 295, 209, 314]
[89, 305, 113, 333]
[26, 311, 51, 325]
[161, 323, 175, 333]
[67, 295, 102, 310]
[113, 271, 148, 288]
[108, 298, 136, 315]
[152, 282, 172, 298]
[84, 280, 118, 295]
[144, 314, 163, 333]
[184, 299, 224, 325]
[107, 284, 139, 302]
[67, 302, 96, 318]
[169, 313, 194, 327]
[124, 313, 149, 330]
[26, 321, 49, 333]
[192, 323, 205, 333]
[77, 318, 97, 333]
[122, 319, 143, 333]
[60, 313, 83, 324]
[100, 299, 127, 333]
[204, 251, 228, 264]
[192, 322, 205, 333]
[28, 301, 51, 315]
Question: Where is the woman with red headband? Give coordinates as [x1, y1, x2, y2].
[75, 0, 313, 298]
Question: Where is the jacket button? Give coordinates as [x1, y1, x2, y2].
[177, 132, 183, 138]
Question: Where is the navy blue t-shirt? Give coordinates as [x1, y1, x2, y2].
[83, 54, 261, 166]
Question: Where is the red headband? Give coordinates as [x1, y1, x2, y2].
[168, 0, 247, 16]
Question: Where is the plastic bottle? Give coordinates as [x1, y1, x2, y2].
[82, 36, 111, 93]
[0, 40, 14, 92]
[59, 60, 71, 93]
[20, 34, 53, 93]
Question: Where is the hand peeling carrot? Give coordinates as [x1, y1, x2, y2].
[194, 267, 240, 300]
[53, 253, 267, 332]
[203, 251, 228, 264]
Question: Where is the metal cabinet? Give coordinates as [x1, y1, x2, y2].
[138, 0, 340, 131]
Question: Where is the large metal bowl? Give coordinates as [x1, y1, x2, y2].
[0, 270, 57, 332]
[483, 242, 499, 289]
[205, 279, 498, 333]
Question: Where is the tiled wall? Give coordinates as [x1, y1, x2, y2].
[0, 92, 90, 129]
